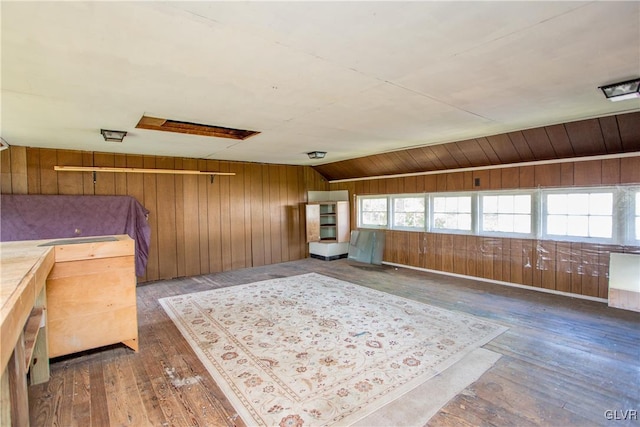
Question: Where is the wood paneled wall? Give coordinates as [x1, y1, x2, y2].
[315, 111, 640, 180]
[1, 147, 329, 283]
[330, 156, 640, 299]
[3, 145, 639, 298]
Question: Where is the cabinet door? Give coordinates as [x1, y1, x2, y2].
[336, 201, 351, 242]
[305, 204, 320, 242]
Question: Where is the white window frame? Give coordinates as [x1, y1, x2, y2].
[429, 192, 475, 235]
[540, 187, 617, 244]
[390, 194, 427, 231]
[478, 190, 535, 238]
[357, 195, 389, 229]
[626, 187, 640, 245]
[354, 185, 637, 246]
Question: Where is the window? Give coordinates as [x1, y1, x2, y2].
[545, 191, 613, 239]
[355, 185, 634, 245]
[359, 197, 388, 227]
[392, 197, 425, 229]
[635, 191, 640, 241]
[432, 195, 472, 231]
[481, 194, 532, 234]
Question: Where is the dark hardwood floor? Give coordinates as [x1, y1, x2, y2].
[29, 258, 640, 426]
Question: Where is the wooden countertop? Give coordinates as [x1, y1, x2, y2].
[0, 235, 133, 373]
[1, 240, 55, 374]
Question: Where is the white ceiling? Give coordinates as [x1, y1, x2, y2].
[1, 1, 639, 166]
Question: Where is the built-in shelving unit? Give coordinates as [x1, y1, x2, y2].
[306, 191, 350, 260]
[306, 201, 349, 243]
[319, 203, 338, 241]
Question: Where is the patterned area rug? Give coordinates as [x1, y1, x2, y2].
[159, 273, 507, 426]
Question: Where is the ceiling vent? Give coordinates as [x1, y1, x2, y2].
[136, 116, 260, 140]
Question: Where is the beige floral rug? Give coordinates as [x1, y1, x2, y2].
[159, 273, 507, 426]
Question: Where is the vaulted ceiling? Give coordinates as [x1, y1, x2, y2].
[315, 111, 640, 180]
[1, 2, 639, 169]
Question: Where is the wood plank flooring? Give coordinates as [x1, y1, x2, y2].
[28, 258, 640, 426]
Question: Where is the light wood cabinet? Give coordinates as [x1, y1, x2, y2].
[0, 235, 138, 424]
[306, 201, 350, 243]
[45, 235, 138, 358]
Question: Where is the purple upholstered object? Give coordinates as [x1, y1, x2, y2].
[1, 195, 151, 276]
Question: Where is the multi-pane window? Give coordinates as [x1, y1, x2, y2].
[432, 196, 472, 231]
[356, 186, 636, 244]
[392, 197, 425, 229]
[359, 197, 388, 227]
[545, 192, 613, 239]
[481, 194, 532, 234]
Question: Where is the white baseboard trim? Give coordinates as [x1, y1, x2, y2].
[382, 261, 608, 303]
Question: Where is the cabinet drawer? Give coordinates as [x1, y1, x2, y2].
[48, 306, 138, 358]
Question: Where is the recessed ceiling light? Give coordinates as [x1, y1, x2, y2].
[307, 151, 327, 159]
[599, 78, 640, 102]
[101, 129, 127, 142]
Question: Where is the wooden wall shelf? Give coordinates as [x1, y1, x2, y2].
[54, 165, 235, 176]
